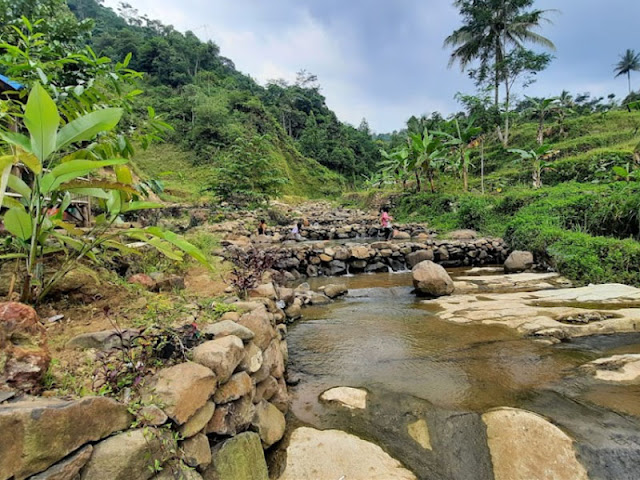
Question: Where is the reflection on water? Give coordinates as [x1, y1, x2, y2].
[288, 272, 640, 424]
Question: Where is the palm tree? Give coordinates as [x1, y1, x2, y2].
[614, 49, 640, 94]
[445, 0, 556, 107]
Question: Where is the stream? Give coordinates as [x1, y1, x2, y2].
[279, 269, 640, 480]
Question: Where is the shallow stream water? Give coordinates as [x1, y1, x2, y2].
[280, 270, 640, 479]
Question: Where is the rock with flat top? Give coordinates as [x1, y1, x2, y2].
[192, 336, 244, 384]
[320, 387, 367, 410]
[323, 284, 348, 299]
[278, 427, 416, 480]
[482, 407, 588, 480]
[201, 320, 254, 341]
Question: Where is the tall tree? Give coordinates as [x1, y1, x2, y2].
[444, 0, 556, 107]
[614, 49, 640, 94]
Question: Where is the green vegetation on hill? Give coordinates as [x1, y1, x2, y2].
[65, 0, 379, 200]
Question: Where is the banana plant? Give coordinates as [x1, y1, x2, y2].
[0, 84, 209, 303]
[379, 148, 410, 190]
[508, 144, 558, 189]
[408, 129, 446, 193]
[437, 117, 482, 192]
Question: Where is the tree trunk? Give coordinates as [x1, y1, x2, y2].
[480, 139, 485, 195]
[537, 114, 544, 146]
[503, 78, 511, 147]
[462, 151, 468, 192]
[629, 72, 632, 94]
[429, 170, 436, 193]
[414, 170, 422, 192]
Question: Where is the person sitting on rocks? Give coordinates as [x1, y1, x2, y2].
[291, 221, 303, 241]
[257, 218, 267, 235]
[380, 207, 394, 240]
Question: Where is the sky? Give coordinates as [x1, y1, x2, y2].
[103, 0, 640, 133]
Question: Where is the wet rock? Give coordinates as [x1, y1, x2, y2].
[406, 250, 434, 268]
[204, 432, 268, 480]
[482, 407, 588, 480]
[67, 329, 140, 351]
[29, 445, 93, 480]
[0, 396, 131, 480]
[201, 320, 254, 341]
[142, 362, 215, 425]
[320, 386, 367, 410]
[0, 302, 50, 393]
[309, 293, 332, 305]
[504, 251, 534, 273]
[279, 427, 416, 480]
[582, 354, 640, 383]
[412, 261, 454, 297]
[323, 284, 348, 299]
[215, 372, 253, 404]
[250, 401, 286, 447]
[408, 419, 432, 450]
[179, 401, 215, 438]
[192, 336, 244, 384]
[182, 433, 211, 469]
[79, 428, 171, 480]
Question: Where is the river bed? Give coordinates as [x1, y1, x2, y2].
[278, 270, 640, 479]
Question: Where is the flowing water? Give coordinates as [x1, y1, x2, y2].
[280, 270, 640, 479]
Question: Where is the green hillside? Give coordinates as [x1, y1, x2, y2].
[65, 0, 381, 201]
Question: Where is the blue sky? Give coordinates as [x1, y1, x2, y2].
[104, 0, 640, 132]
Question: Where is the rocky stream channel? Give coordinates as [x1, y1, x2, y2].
[274, 268, 640, 480]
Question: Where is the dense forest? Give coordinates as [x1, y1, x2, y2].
[65, 0, 381, 198]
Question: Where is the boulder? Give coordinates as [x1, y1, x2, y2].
[192, 336, 244, 384]
[214, 372, 253, 404]
[270, 378, 290, 414]
[206, 395, 255, 436]
[127, 273, 155, 290]
[201, 320, 254, 341]
[449, 229, 478, 240]
[248, 283, 277, 300]
[309, 293, 331, 305]
[67, 329, 140, 351]
[138, 405, 168, 427]
[0, 302, 50, 392]
[179, 401, 215, 438]
[504, 251, 534, 273]
[142, 362, 215, 425]
[320, 387, 367, 410]
[182, 433, 211, 469]
[284, 304, 302, 320]
[153, 274, 186, 292]
[250, 401, 286, 448]
[406, 250, 435, 269]
[278, 427, 416, 480]
[203, 432, 268, 480]
[253, 376, 279, 404]
[412, 261, 454, 297]
[394, 231, 411, 240]
[0, 397, 131, 480]
[79, 428, 170, 480]
[239, 342, 263, 374]
[483, 407, 588, 480]
[350, 246, 372, 260]
[29, 445, 93, 480]
[236, 307, 277, 351]
[323, 284, 348, 299]
[153, 469, 203, 480]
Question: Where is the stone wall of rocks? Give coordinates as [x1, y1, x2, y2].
[0, 300, 290, 480]
[270, 238, 510, 279]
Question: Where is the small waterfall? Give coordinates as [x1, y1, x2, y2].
[345, 264, 354, 277]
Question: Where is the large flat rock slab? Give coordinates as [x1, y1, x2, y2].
[453, 272, 565, 294]
[483, 407, 589, 480]
[582, 354, 640, 383]
[426, 283, 640, 339]
[278, 427, 416, 480]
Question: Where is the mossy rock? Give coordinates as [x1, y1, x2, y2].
[204, 432, 268, 480]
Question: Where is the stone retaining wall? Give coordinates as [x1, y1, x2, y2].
[0, 300, 289, 480]
[269, 238, 510, 278]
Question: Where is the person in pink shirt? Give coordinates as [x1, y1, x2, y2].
[380, 207, 394, 240]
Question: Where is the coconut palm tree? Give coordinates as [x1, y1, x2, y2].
[445, 0, 556, 107]
[614, 49, 640, 94]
